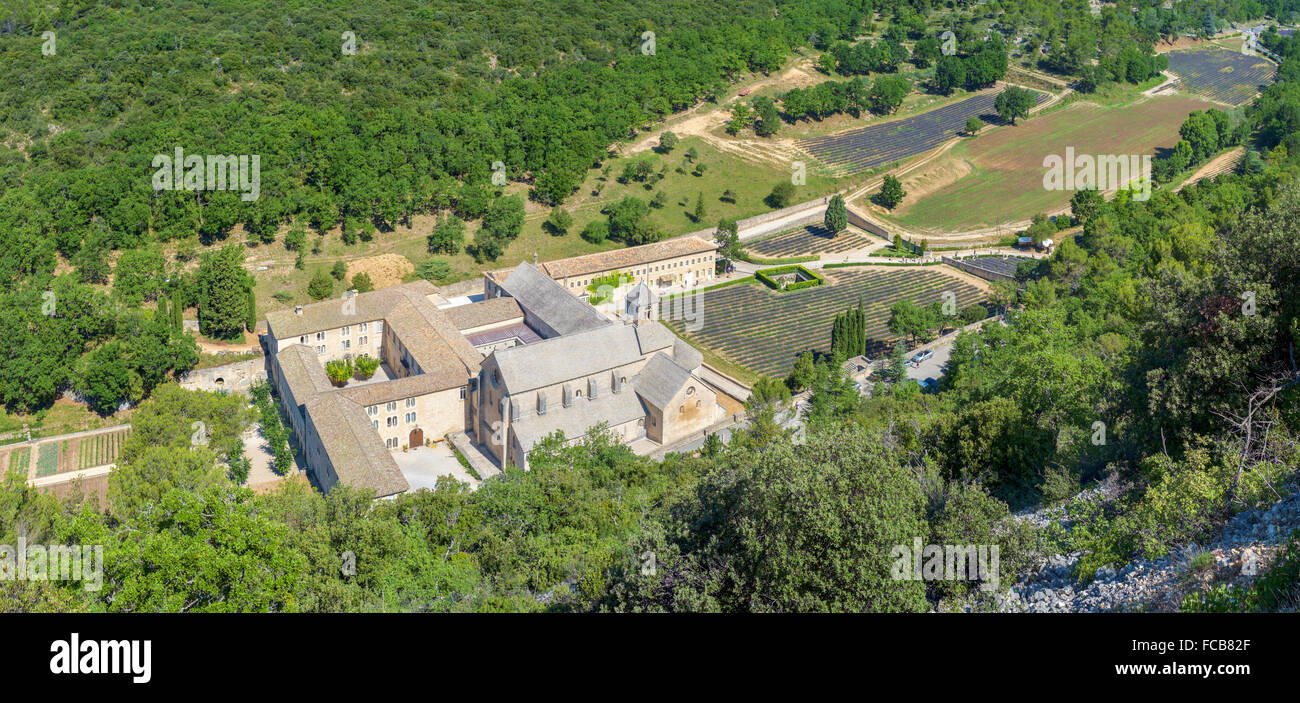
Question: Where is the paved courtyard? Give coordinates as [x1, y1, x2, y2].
[392, 441, 481, 490]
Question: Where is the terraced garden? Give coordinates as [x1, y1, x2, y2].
[660, 267, 986, 377]
[799, 89, 1049, 173]
[746, 225, 872, 258]
[1166, 48, 1276, 106]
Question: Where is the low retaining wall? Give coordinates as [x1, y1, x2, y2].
[736, 195, 831, 231]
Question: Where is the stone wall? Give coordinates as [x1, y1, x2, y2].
[178, 358, 267, 393]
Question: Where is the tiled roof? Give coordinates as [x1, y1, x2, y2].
[444, 297, 523, 331]
[336, 372, 463, 407]
[275, 344, 334, 402]
[540, 236, 717, 280]
[487, 236, 718, 285]
[266, 280, 439, 341]
[305, 394, 409, 498]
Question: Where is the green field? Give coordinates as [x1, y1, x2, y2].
[660, 266, 986, 378]
[878, 94, 1216, 233]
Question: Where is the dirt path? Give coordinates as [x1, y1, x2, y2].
[1175, 146, 1245, 192]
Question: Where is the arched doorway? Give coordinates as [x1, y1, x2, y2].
[408, 427, 423, 448]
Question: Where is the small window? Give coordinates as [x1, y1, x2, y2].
[386, 401, 396, 412]
[299, 335, 307, 344]
[341, 340, 350, 350]
[359, 336, 368, 346]
[359, 322, 368, 332]
[316, 331, 325, 341]
[405, 412, 416, 423]
[372, 420, 378, 430]
[459, 387, 466, 399]
[367, 406, 378, 416]
[341, 326, 350, 336]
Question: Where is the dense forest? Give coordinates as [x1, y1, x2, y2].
[4, 1, 1300, 612]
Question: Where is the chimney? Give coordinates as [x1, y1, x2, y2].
[294, 305, 303, 316]
[346, 289, 357, 298]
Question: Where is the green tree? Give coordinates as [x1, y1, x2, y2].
[307, 270, 334, 300]
[331, 261, 348, 281]
[994, 86, 1036, 125]
[114, 248, 166, 306]
[768, 182, 797, 208]
[351, 273, 374, 293]
[580, 219, 609, 244]
[965, 115, 984, 135]
[546, 207, 573, 235]
[824, 194, 848, 235]
[195, 245, 253, 340]
[427, 214, 466, 253]
[877, 175, 906, 209]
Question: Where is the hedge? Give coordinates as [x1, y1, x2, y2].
[755, 265, 825, 291]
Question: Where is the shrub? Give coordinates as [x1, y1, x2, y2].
[416, 258, 453, 283]
[754, 265, 824, 292]
[581, 220, 609, 244]
[351, 272, 374, 293]
[354, 355, 380, 380]
[325, 358, 353, 386]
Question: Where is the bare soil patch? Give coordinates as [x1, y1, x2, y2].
[346, 253, 415, 289]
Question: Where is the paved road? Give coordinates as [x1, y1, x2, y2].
[906, 336, 954, 387]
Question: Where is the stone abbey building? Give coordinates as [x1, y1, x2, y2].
[265, 239, 724, 498]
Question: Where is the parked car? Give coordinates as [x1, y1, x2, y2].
[909, 349, 934, 366]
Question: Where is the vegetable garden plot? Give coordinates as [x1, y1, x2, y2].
[746, 225, 871, 258]
[799, 90, 1048, 173]
[1166, 49, 1276, 106]
[660, 268, 985, 377]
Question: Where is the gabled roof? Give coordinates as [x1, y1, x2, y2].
[275, 344, 334, 403]
[509, 389, 647, 453]
[492, 323, 643, 395]
[634, 352, 695, 410]
[538, 236, 717, 280]
[499, 262, 609, 336]
[305, 394, 409, 498]
[444, 297, 523, 332]
[266, 280, 439, 340]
